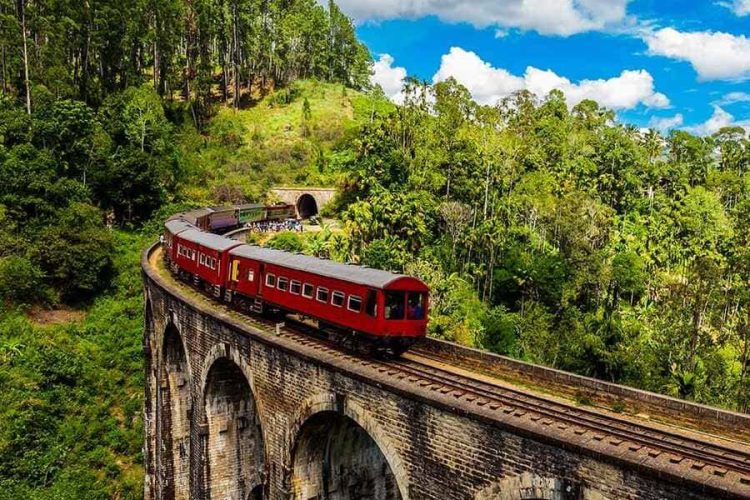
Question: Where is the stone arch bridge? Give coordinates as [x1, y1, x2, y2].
[142, 244, 750, 500]
[270, 187, 336, 219]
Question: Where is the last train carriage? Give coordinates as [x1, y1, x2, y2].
[163, 218, 429, 355]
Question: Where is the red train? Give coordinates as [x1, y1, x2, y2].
[163, 217, 429, 355]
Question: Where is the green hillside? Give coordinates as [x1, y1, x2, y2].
[178, 80, 394, 203]
[0, 83, 389, 499]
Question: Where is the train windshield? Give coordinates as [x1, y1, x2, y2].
[385, 291, 427, 320]
[407, 292, 426, 320]
[384, 292, 405, 320]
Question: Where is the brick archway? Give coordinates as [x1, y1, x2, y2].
[158, 323, 192, 500]
[286, 393, 409, 500]
[199, 344, 267, 499]
[474, 472, 578, 500]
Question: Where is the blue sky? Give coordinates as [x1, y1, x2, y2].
[339, 0, 750, 134]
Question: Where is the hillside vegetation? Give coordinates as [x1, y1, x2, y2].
[178, 80, 393, 203]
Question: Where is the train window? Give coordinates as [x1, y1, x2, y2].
[366, 291, 377, 317]
[348, 296, 362, 313]
[290, 281, 301, 295]
[278, 277, 289, 292]
[407, 293, 426, 320]
[385, 292, 406, 320]
[302, 283, 314, 298]
[316, 287, 329, 303]
[332, 291, 345, 307]
[247, 270, 255, 282]
[266, 274, 276, 288]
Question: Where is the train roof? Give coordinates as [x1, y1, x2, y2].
[177, 229, 243, 252]
[208, 205, 235, 214]
[236, 203, 265, 210]
[230, 245, 425, 290]
[169, 208, 214, 223]
[165, 219, 195, 235]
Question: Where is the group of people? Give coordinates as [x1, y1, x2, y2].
[246, 219, 303, 233]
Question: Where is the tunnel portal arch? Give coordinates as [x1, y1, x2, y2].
[290, 410, 402, 500]
[296, 193, 318, 219]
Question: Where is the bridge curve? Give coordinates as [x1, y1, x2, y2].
[143, 243, 750, 500]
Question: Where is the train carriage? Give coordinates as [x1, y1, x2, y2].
[163, 219, 195, 264]
[172, 229, 242, 296]
[226, 246, 429, 353]
[169, 208, 213, 231]
[236, 203, 266, 225]
[207, 206, 239, 232]
[265, 203, 295, 221]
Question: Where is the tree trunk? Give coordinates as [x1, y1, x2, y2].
[18, 0, 31, 114]
[232, 0, 240, 110]
[1, 43, 7, 95]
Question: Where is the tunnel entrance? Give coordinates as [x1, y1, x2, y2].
[296, 194, 318, 219]
[291, 411, 402, 500]
[204, 358, 265, 500]
[160, 324, 191, 500]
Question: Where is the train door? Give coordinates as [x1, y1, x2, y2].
[258, 264, 265, 297]
[229, 258, 241, 292]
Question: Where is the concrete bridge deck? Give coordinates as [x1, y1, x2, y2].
[143, 244, 750, 499]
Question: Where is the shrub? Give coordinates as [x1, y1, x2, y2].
[0, 256, 45, 306]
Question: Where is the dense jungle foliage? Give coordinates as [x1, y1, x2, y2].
[1, 0, 749, 496]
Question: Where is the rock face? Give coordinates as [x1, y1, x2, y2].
[143, 257, 737, 500]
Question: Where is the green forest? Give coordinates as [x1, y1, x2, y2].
[1, 0, 749, 496]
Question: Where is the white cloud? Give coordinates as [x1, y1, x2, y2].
[334, 0, 630, 36]
[643, 28, 750, 81]
[371, 54, 408, 103]
[715, 91, 750, 105]
[431, 47, 669, 110]
[720, 0, 750, 16]
[648, 113, 684, 131]
[686, 106, 750, 135]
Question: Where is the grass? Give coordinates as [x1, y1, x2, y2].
[0, 231, 150, 500]
[177, 80, 394, 205]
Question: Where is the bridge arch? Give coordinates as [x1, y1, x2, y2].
[287, 393, 408, 500]
[474, 472, 578, 500]
[159, 323, 193, 500]
[200, 344, 266, 500]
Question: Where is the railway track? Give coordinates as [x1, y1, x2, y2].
[389, 353, 750, 477]
[155, 250, 750, 487]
